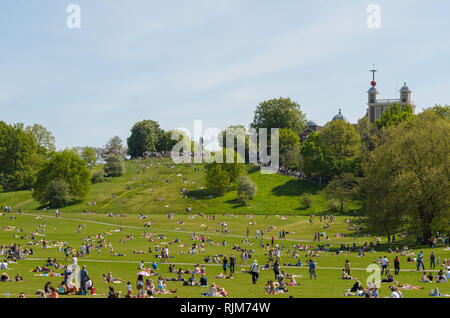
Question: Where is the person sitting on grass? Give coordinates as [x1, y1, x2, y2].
[57, 281, 68, 295]
[201, 282, 217, 297]
[436, 270, 447, 283]
[0, 272, 11, 282]
[420, 272, 431, 283]
[107, 286, 120, 298]
[157, 276, 166, 293]
[200, 274, 208, 287]
[381, 272, 398, 283]
[429, 287, 450, 297]
[341, 269, 355, 280]
[343, 281, 364, 296]
[276, 275, 289, 293]
[103, 272, 125, 283]
[288, 275, 297, 286]
[264, 280, 278, 294]
[48, 286, 59, 298]
[15, 273, 23, 282]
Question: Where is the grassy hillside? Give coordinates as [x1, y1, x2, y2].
[0, 158, 360, 215]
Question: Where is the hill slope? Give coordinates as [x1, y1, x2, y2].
[0, 158, 360, 215]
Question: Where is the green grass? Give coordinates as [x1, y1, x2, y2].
[0, 158, 360, 215]
[0, 212, 448, 298]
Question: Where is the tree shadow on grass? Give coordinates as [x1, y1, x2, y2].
[271, 179, 323, 197]
[247, 165, 260, 174]
[186, 189, 211, 200]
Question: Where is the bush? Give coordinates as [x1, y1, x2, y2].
[91, 171, 106, 184]
[44, 179, 72, 207]
[328, 200, 340, 212]
[104, 155, 125, 177]
[299, 192, 313, 209]
[237, 176, 257, 204]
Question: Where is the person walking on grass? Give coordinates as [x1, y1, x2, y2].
[381, 256, 389, 275]
[394, 256, 400, 275]
[430, 252, 436, 270]
[417, 251, 425, 271]
[249, 260, 259, 284]
[273, 259, 280, 280]
[309, 259, 317, 280]
[222, 256, 228, 274]
[229, 254, 236, 274]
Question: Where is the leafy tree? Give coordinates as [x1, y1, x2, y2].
[362, 112, 449, 239]
[80, 146, 97, 168]
[104, 154, 125, 177]
[324, 173, 357, 213]
[375, 103, 414, 130]
[425, 105, 450, 120]
[237, 175, 257, 204]
[301, 120, 361, 180]
[103, 136, 127, 158]
[127, 120, 163, 158]
[251, 97, 307, 135]
[280, 144, 303, 171]
[205, 165, 231, 196]
[26, 124, 56, 157]
[300, 132, 330, 179]
[0, 122, 39, 190]
[299, 192, 313, 209]
[279, 128, 300, 155]
[44, 179, 72, 208]
[33, 150, 91, 206]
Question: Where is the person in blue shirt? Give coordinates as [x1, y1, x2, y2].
[417, 251, 425, 271]
[309, 260, 317, 280]
[152, 262, 158, 270]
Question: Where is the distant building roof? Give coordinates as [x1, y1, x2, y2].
[307, 120, 320, 127]
[332, 109, 348, 122]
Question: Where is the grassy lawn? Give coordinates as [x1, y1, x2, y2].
[0, 212, 448, 298]
[0, 158, 360, 215]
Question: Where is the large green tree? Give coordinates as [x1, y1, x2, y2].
[80, 146, 97, 168]
[127, 120, 163, 158]
[0, 122, 39, 190]
[301, 120, 361, 180]
[26, 123, 56, 157]
[251, 97, 307, 135]
[375, 103, 414, 130]
[33, 150, 91, 206]
[362, 112, 449, 239]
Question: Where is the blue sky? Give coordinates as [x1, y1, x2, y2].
[1, 0, 449, 149]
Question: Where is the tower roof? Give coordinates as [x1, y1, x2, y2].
[400, 82, 410, 91]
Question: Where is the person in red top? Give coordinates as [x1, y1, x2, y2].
[394, 256, 400, 275]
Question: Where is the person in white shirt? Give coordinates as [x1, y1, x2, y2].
[381, 256, 389, 275]
[391, 287, 402, 298]
[1, 260, 8, 270]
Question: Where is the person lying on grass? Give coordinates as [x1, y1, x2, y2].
[215, 273, 233, 279]
[397, 284, 424, 290]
